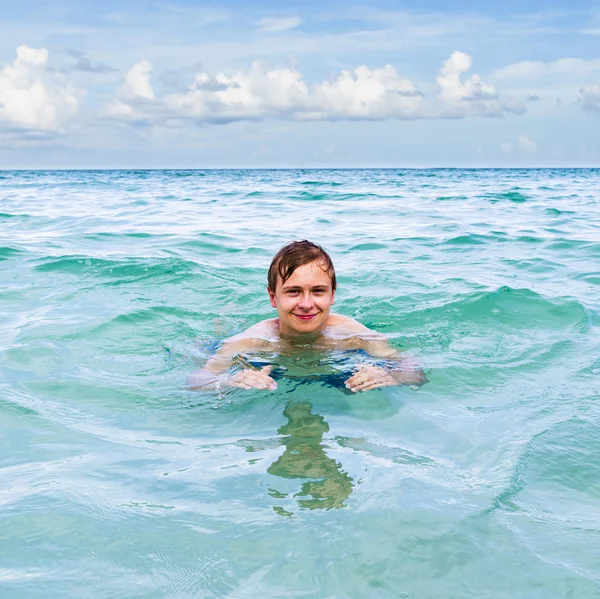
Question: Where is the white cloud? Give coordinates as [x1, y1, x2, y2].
[100, 60, 155, 123]
[119, 60, 155, 101]
[257, 17, 302, 32]
[100, 99, 142, 123]
[579, 83, 600, 114]
[517, 134, 537, 153]
[490, 57, 600, 116]
[436, 51, 525, 117]
[164, 61, 309, 122]
[493, 58, 600, 80]
[307, 65, 424, 120]
[101, 50, 524, 126]
[437, 51, 495, 102]
[500, 142, 512, 155]
[0, 45, 83, 132]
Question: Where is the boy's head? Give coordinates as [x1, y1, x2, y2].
[267, 240, 337, 293]
[267, 241, 337, 337]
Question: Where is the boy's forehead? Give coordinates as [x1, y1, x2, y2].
[277, 260, 332, 287]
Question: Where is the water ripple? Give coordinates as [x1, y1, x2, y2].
[1, 168, 599, 598]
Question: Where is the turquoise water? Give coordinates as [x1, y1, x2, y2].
[1, 169, 599, 597]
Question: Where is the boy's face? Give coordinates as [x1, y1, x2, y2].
[268, 260, 335, 337]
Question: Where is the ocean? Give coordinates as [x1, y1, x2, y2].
[1, 168, 599, 597]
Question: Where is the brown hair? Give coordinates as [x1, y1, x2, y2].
[267, 240, 337, 292]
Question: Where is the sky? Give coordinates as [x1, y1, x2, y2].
[0, 0, 599, 168]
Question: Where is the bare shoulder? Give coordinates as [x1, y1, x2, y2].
[220, 318, 278, 354]
[326, 314, 384, 338]
[198, 320, 277, 377]
[327, 313, 361, 328]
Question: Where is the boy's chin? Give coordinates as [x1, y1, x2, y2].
[283, 320, 323, 337]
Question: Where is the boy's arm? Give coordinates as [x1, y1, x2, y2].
[359, 337, 427, 383]
[187, 338, 277, 391]
[343, 322, 428, 392]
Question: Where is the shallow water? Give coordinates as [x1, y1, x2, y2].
[1, 168, 599, 597]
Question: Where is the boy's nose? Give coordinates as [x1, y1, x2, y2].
[298, 293, 314, 308]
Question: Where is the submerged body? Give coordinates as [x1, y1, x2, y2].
[189, 314, 426, 391]
[189, 250, 426, 392]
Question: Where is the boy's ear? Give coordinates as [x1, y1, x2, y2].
[331, 288, 335, 305]
[267, 286, 277, 308]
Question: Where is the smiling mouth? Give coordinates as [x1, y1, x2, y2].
[294, 313, 317, 320]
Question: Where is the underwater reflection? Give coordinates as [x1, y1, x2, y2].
[267, 401, 353, 511]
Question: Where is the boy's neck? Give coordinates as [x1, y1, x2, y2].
[278, 326, 325, 345]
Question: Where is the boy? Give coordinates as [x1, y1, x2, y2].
[188, 240, 426, 392]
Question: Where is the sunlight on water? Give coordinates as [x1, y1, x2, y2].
[1, 169, 599, 597]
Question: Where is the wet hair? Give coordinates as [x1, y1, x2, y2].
[267, 240, 337, 292]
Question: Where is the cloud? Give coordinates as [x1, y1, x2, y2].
[100, 60, 155, 123]
[436, 51, 525, 117]
[67, 50, 116, 74]
[493, 58, 600, 80]
[119, 60, 155, 101]
[257, 17, 302, 32]
[579, 84, 600, 114]
[517, 134, 537, 153]
[164, 61, 309, 123]
[306, 65, 424, 120]
[0, 45, 83, 132]
[100, 50, 524, 126]
[437, 51, 497, 102]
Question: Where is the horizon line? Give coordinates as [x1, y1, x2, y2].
[1, 166, 599, 172]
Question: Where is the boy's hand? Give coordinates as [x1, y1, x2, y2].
[345, 365, 397, 393]
[228, 365, 277, 391]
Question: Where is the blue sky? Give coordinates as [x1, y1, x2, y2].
[0, 0, 599, 168]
